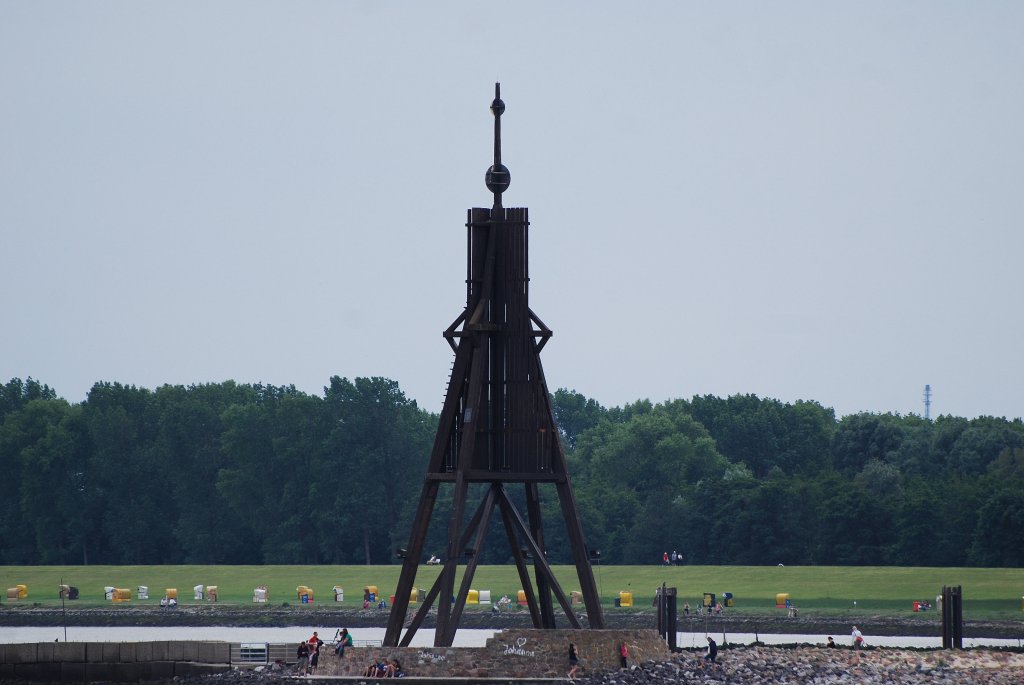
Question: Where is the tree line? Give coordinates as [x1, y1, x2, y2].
[2, 377, 1022, 567]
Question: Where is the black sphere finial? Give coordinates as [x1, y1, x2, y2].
[485, 82, 510, 201]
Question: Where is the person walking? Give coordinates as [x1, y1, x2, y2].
[567, 642, 580, 679]
[618, 641, 629, 669]
[704, 636, 718, 665]
[852, 625, 864, 649]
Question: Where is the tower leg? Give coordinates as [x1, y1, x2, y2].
[385, 481, 440, 645]
[434, 473, 470, 646]
[556, 479, 605, 628]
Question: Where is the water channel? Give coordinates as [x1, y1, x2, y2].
[1, 627, 1020, 649]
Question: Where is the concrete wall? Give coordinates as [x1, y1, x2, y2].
[319, 629, 671, 679]
[1, 630, 670, 681]
[0, 641, 230, 682]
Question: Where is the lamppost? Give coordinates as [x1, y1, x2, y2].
[589, 549, 603, 604]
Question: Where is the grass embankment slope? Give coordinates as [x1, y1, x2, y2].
[1, 565, 1021, 621]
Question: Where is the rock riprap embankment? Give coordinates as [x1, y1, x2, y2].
[59, 646, 1021, 685]
[2, 646, 1017, 685]
[577, 647, 1024, 685]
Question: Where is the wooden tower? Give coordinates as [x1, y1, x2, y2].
[383, 84, 604, 647]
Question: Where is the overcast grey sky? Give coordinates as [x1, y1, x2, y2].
[2, 2, 1022, 420]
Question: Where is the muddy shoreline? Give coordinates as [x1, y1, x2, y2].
[1, 606, 1021, 639]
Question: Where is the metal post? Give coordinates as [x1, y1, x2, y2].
[951, 585, 963, 649]
[666, 586, 678, 650]
[941, 585, 963, 649]
[60, 576, 67, 642]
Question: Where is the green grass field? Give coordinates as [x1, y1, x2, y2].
[2, 565, 1022, 620]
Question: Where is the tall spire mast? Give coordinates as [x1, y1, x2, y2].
[485, 83, 510, 210]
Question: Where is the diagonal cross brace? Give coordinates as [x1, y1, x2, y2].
[495, 486, 581, 628]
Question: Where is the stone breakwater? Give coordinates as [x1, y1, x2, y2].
[170, 647, 1024, 685]
[577, 647, 1024, 685]
[33, 646, 1024, 685]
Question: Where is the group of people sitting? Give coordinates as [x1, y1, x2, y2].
[362, 656, 403, 678]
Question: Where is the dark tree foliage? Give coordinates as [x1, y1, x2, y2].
[554, 392, 1024, 567]
[0, 377, 433, 565]
[551, 389, 606, 450]
[2, 376, 1022, 566]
